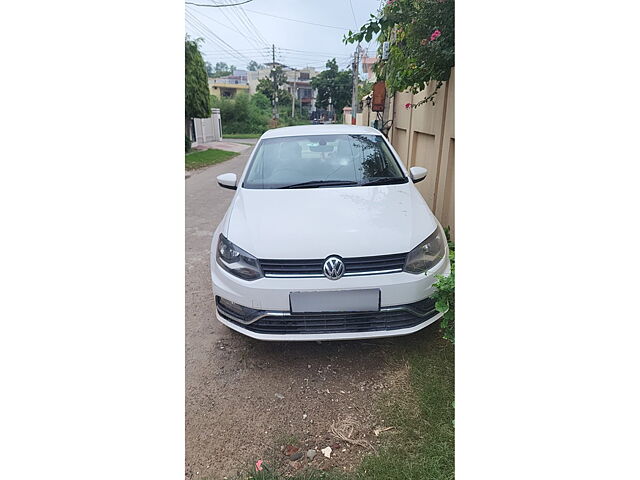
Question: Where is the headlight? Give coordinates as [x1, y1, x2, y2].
[404, 226, 446, 274]
[216, 234, 263, 280]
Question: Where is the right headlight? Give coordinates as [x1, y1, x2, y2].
[404, 226, 446, 274]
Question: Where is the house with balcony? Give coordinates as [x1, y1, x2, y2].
[209, 70, 250, 98]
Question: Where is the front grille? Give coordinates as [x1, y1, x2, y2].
[216, 296, 438, 335]
[259, 252, 408, 278]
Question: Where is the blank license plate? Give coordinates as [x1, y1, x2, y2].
[290, 289, 380, 313]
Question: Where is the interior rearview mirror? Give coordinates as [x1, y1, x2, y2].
[217, 173, 238, 190]
[409, 166, 427, 183]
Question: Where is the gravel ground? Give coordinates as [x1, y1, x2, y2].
[185, 148, 439, 479]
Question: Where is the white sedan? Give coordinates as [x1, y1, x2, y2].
[210, 124, 450, 341]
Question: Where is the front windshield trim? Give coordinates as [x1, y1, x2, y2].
[241, 133, 408, 190]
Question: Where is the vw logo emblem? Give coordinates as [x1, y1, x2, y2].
[323, 256, 345, 280]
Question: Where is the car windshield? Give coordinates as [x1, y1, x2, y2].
[243, 134, 408, 189]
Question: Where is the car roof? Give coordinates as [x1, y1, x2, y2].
[260, 124, 382, 139]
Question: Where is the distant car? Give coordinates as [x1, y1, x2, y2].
[210, 124, 450, 341]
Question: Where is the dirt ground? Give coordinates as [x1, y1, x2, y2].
[185, 148, 440, 479]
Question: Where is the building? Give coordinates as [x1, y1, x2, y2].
[208, 69, 249, 98]
[361, 53, 378, 81]
[248, 63, 319, 112]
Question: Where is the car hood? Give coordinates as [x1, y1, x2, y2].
[225, 184, 438, 259]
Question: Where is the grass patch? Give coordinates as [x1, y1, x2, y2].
[223, 133, 262, 139]
[246, 330, 454, 480]
[185, 148, 239, 170]
[357, 334, 455, 479]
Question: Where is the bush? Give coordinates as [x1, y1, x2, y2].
[346, 0, 454, 106]
[210, 93, 270, 134]
[431, 227, 455, 343]
[185, 135, 192, 153]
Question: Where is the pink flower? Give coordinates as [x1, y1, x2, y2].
[255, 460, 264, 472]
[420, 38, 428, 46]
[430, 29, 442, 42]
[405, 103, 412, 109]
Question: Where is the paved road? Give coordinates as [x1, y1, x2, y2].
[185, 149, 441, 479]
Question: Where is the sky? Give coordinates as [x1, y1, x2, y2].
[185, 0, 383, 72]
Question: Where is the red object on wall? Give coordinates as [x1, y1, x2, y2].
[371, 81, 386, 112]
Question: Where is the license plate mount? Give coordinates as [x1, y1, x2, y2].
[289, 289, 381, 313]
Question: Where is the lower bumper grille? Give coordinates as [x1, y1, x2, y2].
[215, 296, 438, 335]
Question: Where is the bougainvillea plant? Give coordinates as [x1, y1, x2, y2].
[345, 0, 454, 107]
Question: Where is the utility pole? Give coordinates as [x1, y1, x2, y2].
[350, 44, 360, 125]
[271, 44, 278, 124]
[291, 68, 297, 118]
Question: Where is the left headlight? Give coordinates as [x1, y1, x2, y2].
[404, 226, 446, 274]
[216, 234, 263, 281]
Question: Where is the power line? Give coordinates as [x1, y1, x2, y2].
[219, 0, 268, 51]
[348, 0, 358, 30]
[279, 47, 355, 56]
[185, 0, 254, 7]
[188, 11, 251, 62]
[232, 1, 270, 47]
[202, 0, 270, 64]
[185, 10, 253, 65]
[243, 9, 350, 30]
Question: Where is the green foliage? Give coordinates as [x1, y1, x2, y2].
[252, 91, 271, 111]
[247, 60, 265, 71]
[185, 38, 211, 119]
[311, 59, 353, 113]
[431, 227, 455, 343]
[358, 80, 373, 103]
[185, 148, 238, 170]
[256, 65, 291, 106]
[210, 93, 270, 134]
[210, 61, 236, 78]
[185, 135, 192, 153]
[345, 0, 454, 106]
[222, 133, 262, 139]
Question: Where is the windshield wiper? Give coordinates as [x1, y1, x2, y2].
[278, 180, 358, 189]
[361, 177, 407, 186]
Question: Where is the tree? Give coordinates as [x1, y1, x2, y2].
[205, 61, 214, 77]
[345, 0, 454, 106]
[209, 93, 270, 134]
[185, 38, 211, 121]
[256, 65, 291, 106]
[210, 61, 236, 78]
[247, 60, 265, 71]
[358, 80, 373, 103]
[311, 58, 353, 113]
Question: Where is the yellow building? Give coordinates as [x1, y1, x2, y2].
[208, 74, 249, 98]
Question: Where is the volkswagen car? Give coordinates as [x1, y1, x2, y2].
[210, 125, 450, 341]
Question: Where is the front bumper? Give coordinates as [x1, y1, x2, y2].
[215, 295, 443, 341]
[210, 249, 450, 341]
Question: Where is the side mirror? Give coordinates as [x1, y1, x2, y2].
[409, 166, 427, 184]
[217, 173, 237, 190]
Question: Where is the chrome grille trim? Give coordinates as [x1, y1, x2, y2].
[259, 253, 408, 278]
[263, 268, 403, 278]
